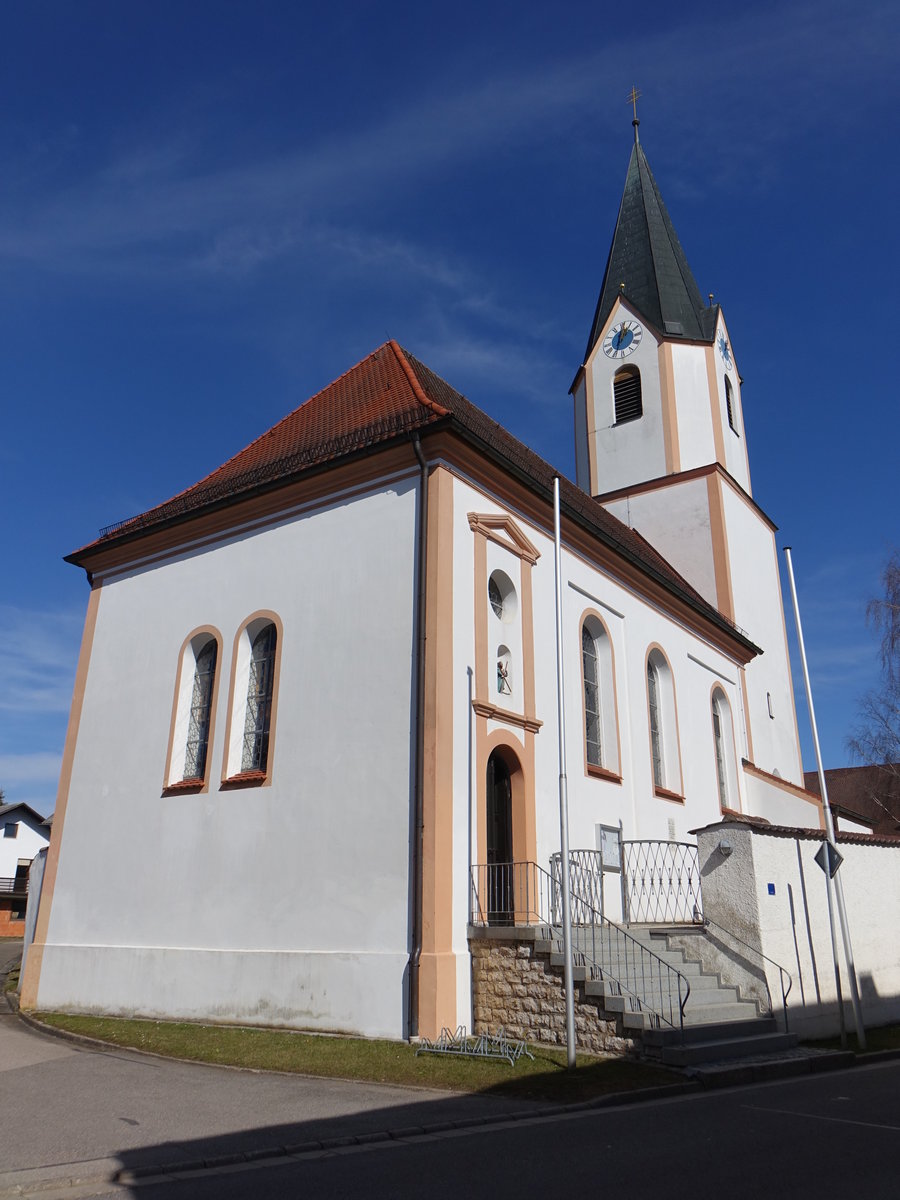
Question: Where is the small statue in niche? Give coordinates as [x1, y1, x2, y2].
[497, 658, 511, 695]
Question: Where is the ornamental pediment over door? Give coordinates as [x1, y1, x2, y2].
[466, 513, 540, 565]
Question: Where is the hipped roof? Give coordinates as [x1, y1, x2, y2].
[68, 340, 756, 656]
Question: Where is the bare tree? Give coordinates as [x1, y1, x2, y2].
[847, 551, 900, 821]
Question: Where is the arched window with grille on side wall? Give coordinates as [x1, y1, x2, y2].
[223, 613, 282, 785]
[242, 623, 277, 773]
[711, 686, 739, 812]
[581, 615, 619, 777]
[184, 638, 217, 780]
[613, 366, 642, 424]
[646, 648, 682, 799]
[164, 628, 222, 792]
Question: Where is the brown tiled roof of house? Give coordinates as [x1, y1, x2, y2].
[804, 766, 900, 837]
[692, 812, 900, 848]
[68, 341, 756, 654]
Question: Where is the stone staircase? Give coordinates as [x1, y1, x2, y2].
[533, 922, 797, 1066]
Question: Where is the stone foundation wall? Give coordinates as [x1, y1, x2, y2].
[470, 935, 632, 1055]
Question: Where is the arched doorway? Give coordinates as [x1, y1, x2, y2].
[486, 749, 514, 923]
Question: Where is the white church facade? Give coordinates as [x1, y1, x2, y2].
[22, 132, 824, 1041]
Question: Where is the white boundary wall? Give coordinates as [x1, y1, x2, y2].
[695, 821, 900, 1038]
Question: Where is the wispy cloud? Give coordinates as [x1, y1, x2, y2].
[0, 1, 894, 281]
[0, 605, 80, 716]
[0, 752, 60, 817]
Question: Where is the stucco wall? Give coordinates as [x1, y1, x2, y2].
[36, 475, 419, 1039]
[696, 822, 900, 1038]
[720, 487, 802, 785]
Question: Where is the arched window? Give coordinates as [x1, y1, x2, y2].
[583, 626, 602, 766]
[165, 629, 221, 790]
[242, 624, 277, 773]
[646, 649, 682, 797]
[184, 639, 217, 780]
[614, 366, 642, 424]
[724, 376, 738, 434]
[711, 687, 739, 811]
[581, 616, 619, 776]
[647, 658, 663, 788]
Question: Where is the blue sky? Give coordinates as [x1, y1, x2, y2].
[1, 0, 897, 814]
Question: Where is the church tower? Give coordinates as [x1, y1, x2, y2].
[571, 123, 803, 786]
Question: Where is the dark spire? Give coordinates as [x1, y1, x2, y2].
[584, 140, 716, 359]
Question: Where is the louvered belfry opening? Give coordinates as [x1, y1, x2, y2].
[614, 367, 642, 423]
[724, 375, 738, 433]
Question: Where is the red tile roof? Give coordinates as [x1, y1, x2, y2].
[69, 340, 756, 653]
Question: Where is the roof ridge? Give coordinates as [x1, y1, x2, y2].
[390, 340, 450, 417]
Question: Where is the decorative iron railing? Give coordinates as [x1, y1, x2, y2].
[621, 840, 704, 924]
[470, 860, 690, 1033]
[548, 850, 603, 923]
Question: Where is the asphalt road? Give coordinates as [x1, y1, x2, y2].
[104, 1059, 900, 1200]
[2, 941, 897, 1200]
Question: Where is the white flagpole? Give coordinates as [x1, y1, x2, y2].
[784, 547, 866, 1049]
[553, 477, 576, 1068]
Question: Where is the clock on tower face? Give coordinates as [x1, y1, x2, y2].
[717, 332, 732, 368]
[603, 319, 643, 359]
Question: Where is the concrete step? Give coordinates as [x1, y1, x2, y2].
[658, 1031, 798, 1067]
[643, 1017, 779, 1047]
[683, 1002, 762, 1025]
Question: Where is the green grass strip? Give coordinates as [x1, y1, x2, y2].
[34, 1013, 679, 1103]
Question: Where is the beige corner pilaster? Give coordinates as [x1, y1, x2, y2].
[706, 472, 735, 622]
[419, 466, 457, 1039]
[659, 341, 680, 474]
[20, 583, 102, 1009]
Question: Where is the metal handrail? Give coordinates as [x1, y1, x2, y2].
[470, 861, 691, 1035]
[0, 877, 28, 895]
[699, 913, 793, 1032]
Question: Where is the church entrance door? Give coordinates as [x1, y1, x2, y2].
[486, 749, 514, 924]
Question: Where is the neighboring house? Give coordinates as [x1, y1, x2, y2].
[804, 766, 900, 836]
[22, 130, 825, 1039]
[0, 803, 50, 935]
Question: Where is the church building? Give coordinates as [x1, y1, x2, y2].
[21, 129, 823, 1041]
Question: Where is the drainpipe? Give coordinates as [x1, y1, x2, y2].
[408, 434, 428, 1039]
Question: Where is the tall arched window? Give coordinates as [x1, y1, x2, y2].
[647, 657, 663, 788]
[711, 687, 739, 811]
[583, 626, 601, 766]
[614, 366, 642, 424]
[242, 624, 277, 773]
[165, 629, 222, 791]
[646, 648, 682, 797]
[184, 639, 217, 780]
[581, 616, 619, 776]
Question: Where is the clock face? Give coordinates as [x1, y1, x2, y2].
[603, 319, 643, 359]
[717, 332, 732, 368]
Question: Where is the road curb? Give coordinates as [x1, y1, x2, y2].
[110, 1080, 707, 1188]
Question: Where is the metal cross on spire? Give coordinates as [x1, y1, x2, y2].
[627, 85, 641, 142]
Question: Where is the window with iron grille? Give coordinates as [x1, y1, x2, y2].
[582, 625, 602, 767]
[647, 659, 664, 788]
[614, 367, 642, 424]
[712, 688, 736, 810]
[184, 639, 217, 780]
[242, 624, 277, 772]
